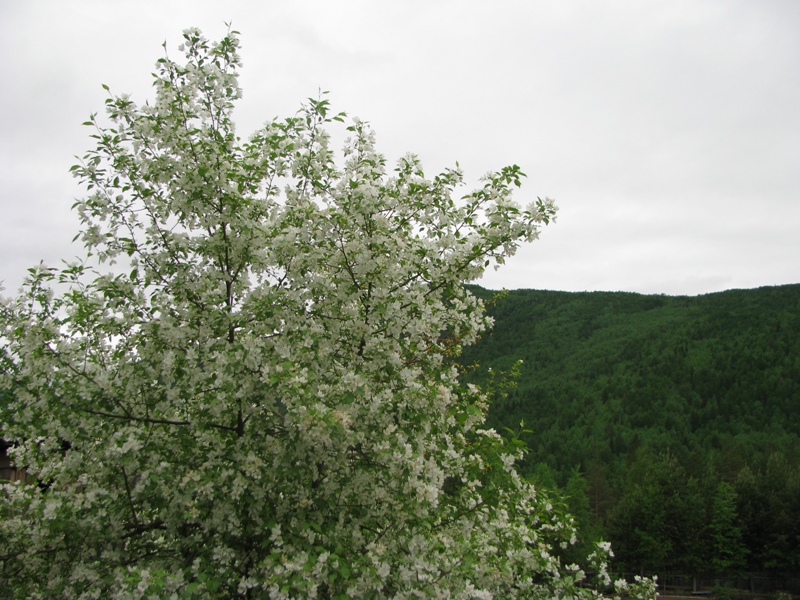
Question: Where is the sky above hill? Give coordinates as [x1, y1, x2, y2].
[1, 1, 798, 296]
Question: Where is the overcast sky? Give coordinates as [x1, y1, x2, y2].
[1, 0, 798, 296]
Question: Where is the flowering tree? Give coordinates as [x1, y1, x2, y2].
[0, 28, 656, 599]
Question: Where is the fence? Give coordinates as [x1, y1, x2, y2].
[618, 572, 800, 598]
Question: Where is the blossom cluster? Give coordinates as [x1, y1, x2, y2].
[0, 28, 655, 599]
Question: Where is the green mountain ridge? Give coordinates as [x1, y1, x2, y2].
[461, 283, 800, 575]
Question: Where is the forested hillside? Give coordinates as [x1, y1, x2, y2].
[461, 284, 800, 576]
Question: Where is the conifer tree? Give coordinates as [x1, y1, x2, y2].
[708, 482, 748, 575]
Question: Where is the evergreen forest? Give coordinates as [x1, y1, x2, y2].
[460, 284, 800, 578]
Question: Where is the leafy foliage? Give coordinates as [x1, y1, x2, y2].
[0, 28, 656, 599]
[462, 284, 800, 575]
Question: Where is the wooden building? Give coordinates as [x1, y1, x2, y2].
[0, 438, 25, 483]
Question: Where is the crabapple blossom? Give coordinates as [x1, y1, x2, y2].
[0, 27, 656, 600]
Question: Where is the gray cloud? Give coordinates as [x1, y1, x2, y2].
[2, 0, 798, 295]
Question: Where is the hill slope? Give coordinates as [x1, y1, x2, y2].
[461, 284, 800, 574]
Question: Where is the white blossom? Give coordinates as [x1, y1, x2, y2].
[0, 27, 655, 600]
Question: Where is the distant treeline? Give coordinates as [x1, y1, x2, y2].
[460, 284, 800, 576]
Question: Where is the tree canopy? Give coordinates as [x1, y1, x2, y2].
[0, 28, 654, 599]
[461, 284, 800, 578]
